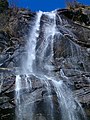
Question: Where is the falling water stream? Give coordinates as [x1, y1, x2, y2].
[15, 11, 87, 120]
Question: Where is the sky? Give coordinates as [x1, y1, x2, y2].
[9, 0, 90, 12]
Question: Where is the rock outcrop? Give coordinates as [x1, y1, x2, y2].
[0, 1, 90, 120]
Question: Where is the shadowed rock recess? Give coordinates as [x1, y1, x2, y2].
[0, 1, 90, 120]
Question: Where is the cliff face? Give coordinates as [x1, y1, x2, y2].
[0, 1, 90, 120]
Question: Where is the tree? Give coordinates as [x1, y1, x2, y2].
[0, 0, 9, 12]
[65, 0, 82, 9]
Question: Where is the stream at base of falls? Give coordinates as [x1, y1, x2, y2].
[15, 11, 87, 120]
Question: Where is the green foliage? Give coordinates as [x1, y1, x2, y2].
[65, 0, 85, 9]
[0, 0, 9, 12]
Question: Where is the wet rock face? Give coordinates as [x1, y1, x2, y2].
[0, 8, 36, 68]
[54, 11, 90, 119]
[0, 6, 36, 120]
[0, 5, 90, 120]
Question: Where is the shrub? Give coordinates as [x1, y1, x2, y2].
[0, 0, 9, 12]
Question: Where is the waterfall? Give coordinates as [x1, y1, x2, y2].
[15, 10, 87, 120]
[52, 80, 86, 120]
[15, 11, 42, 120]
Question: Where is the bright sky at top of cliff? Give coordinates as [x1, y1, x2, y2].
[9, 0, 90, 12]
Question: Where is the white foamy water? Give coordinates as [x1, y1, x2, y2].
[15, 11, 42, 120]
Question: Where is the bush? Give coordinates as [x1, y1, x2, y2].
[65, 0, 83, 9]
[0, 0, 9, 13]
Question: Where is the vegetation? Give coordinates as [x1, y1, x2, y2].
[66, 0, 85, 9]
[64, 0, 90, 26]
[0, 0, 8, 13]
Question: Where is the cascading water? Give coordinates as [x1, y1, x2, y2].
[52, 79, 86, 120]
[15, 10, 87, 120]
[15, 11, 42, 120]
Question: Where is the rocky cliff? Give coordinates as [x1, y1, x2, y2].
[0, 1, 90, 120]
